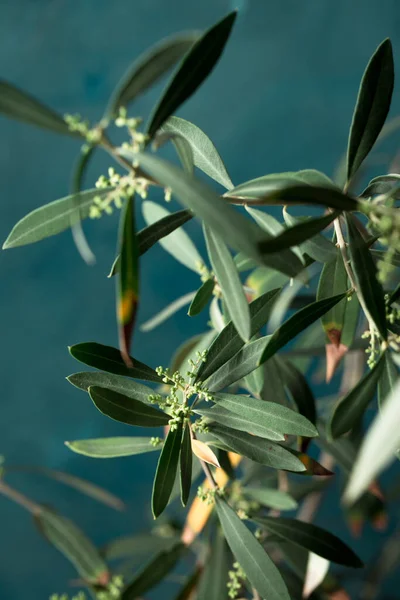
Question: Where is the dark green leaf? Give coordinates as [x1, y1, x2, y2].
[121, 542, 185, 599]
[204, 225, 251, 342]
[106, 34, 199, 117]
[316, 427, 357, 475]
[180, 424, 192, 507]
[147, 12, 237, 138]
[117, 196, 140, 365]
[0, 80, 80, 137]
[152, 423, 183, 518]
[69, 342, 162, 383]
[317, 253, 348, 344]
[196, 288, 280, 382]
[66, 437, 161, 458]
[208, 423, 305, 471]
[3, 188, 110, 249]
[347, 39, 394, 181]
[285, 448, 335, 477]
[361, 174, 400, 198]
[346, 213, 387, 339]
[260, 355, 288, 406]
[143, 200, 202, 271]
[341, 292, 360, 348]
[88, 386, 169, 427]
[283, 209, 338, 263]
[243, 487, 298, 511]
[188, 278, 215, 316]
[278, 358, 317, 424]
[227, 169, 337, 199]
[35, 508, 109, 583]
[215, 496, 290, 600]
[328, 353, 385, 438]
[67, 371, 154, 404]
[196, 404, 285, 441]
[205, 335, 270, 392]
[259, 293, 348, 365]
[197, 528, 231, 600]
[253, 516, 363, 568]
[211, 392, 317, 437]
[161, 116, 233, 189]
[378, 351, 398, 409]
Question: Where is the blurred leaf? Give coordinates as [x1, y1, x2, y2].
[208, 424, 305, 471]
[67, 371, 154, 404]
[0, 80, 80, 136]
[103, 532, 178, 562]
[227, 170, 337, 199]
[66, 437, 160, 459]
[161, 116, 233, 189]
[122, 542, 185, 599]
[204, 225, 251, 342]
[256, 517, 363, 568]
[180, 424, 192, 506]
[197, 528, 231, 600]
[147, 12, 237, 138]
[143, 200, 202, 271]
[283, 209, 337, 263]
[3, 188, 110, 249]
[211, 393, 317, 437]
[303, 552, 330, 599]
[317, 253, 348, 346]
[243, 487, 298, 511]
[378, 351, 399, 409]
[346, 213, 387, 339]
[205, 335, 271, 392]
[174, 568, 202, 600]
[361, 173, 400, 198]
[196, 404, 285, 441]
[106, 33, 199, 117]
[286, 449, 334, 477]
[259, 293, 347, 365]
[170, 333, 206, 373]
[234, 252, 259, 272]
[278, 358, 317, 425]
[88, 386, 169, 427]
[153, 129, 194, 174]
[188, 278, 215, 317]
[328, 353, 385, 438]
[260, 355, 288, 406]
[215, 496, 290, 600]
[347, 39, 394, 181]
[196, 288, 280, 382]
[141, 291, 196, 332]
[152, 422, 183, 518]
[69, 342, 162, 383]
[117, 196, 140, 365]
[36, 508, 109, 584]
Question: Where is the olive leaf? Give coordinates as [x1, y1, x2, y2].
[188, 278, 215, 317]
[180, 424, 193, 507]
[152, 422, 183, 518]
[66, 437, 161, 459]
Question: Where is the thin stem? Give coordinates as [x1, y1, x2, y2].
[0, 479, 41, 515]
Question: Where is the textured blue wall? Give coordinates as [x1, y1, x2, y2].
[0, 1, 399, 598]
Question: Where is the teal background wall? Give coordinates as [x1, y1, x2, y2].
[0, 1, 399, 597]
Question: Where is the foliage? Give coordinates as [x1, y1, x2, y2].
[2, 8, 400, 600]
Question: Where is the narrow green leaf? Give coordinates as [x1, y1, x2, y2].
[283, 209, 338, 263]
[243, 487, 298, 511]
[197, 528, 231, 600]
[205, 335, 271, 392]
[142, 201, 202, 271]
[260, 356, 288, 406]
[208, 423, 305, 471]
[35, 508, 109, 583]
[346, 213, 387, 339]
[215, 496, 290, 600]
[180, 424, 192, 507]
[378, 351, 398, 409]
[0, 80, 80, 137]
[160, 116, 233, 189]
[103, 532, 178, 562]
[106, 34, 199, 117]
[152, 423, 183, 518]
[259, 293, 348, 365]
[117, 196, 140, 365]
[253, 517, 363, 568]
[132, 152, 303, 277]
[278, 358, 317, 424]
[234, 252, 259, 272]
[147, 12, 237, 138]
[347, 39, 394, 181]
[67, 371, 154, 404]
[121, 542, 185, 599]
[286, 449, 335, 477]
[196, 288, 280, 382]
[204, 225, 251, 342]
[153, 129, 194, 174]
[69, 342, 162, 383]
[3, 188, 110, 249]
[66, 437, 161, 458]
[188, 278, 215, 316]
[317, 254, 348, 344]
[88, 386, 169, 427]
[341, 292, 360, 348]
[211, 392, 318, 437]
[140, 292, 196, 332]
[361, 174, 400, 198]
[196, 404, 285, 441]
[328, 353, 385, 438]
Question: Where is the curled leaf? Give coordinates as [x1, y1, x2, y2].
[191, 438, 220, 468]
